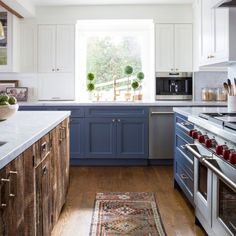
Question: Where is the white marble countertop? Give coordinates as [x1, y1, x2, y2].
[173, 107, 236, 141]
[0, 111, 70, 169]
[19, 100, 227, 107]
[173, 107, 229, 118]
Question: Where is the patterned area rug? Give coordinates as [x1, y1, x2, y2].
[90, 192, 166, 236]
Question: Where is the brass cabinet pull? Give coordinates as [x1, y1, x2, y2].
[41, 142, 47, 152]
[59, 126, 66, 141]
[42, 165, 47, 175]
[1, 178, 10, 207]
[9, 171, 18, 197]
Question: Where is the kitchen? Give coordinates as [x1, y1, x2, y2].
[0, 0, 235, 235]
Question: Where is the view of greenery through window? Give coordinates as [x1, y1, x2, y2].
[86, 36, 142, 91]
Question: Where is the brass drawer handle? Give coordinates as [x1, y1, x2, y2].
[9, 171, 18, 197]
[1, 178, 10, 207]
[41, 142, 47, 152]
[59, 126, 66, 141]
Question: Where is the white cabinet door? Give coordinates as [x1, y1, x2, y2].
[174, 24, 193, 72]
[212, 8, 229, 61]
[38, 25, 56, 73]
[56, 25, 75, 73]
[200, 0, 213, 64]
[38, 73, 75, 100]
[155, 24, 174, 72]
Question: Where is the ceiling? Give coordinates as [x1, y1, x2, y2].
[31, 0, 194, 6]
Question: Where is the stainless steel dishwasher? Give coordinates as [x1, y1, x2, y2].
[149, 107, 174, 161]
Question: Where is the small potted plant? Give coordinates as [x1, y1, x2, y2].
[136, 72, 145, 100]
[131, 80, 140, 101]
[87, 72, 95, 100]
[124, 65, 133, 101]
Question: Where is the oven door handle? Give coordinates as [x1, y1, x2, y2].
[185, 144, 205, 161]
[202, 159, 236, 192]
[185, 144, 236, 192]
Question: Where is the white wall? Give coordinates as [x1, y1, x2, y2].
[228, 63, 236, 85]
[0, 4, 193, 101]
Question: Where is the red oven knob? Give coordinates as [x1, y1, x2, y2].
[216, 145, 224, 155]
[188, 129, 196, 137]
[198, 135, 207, 143]
[205, 139, 213, 148]
[192, 131, 200, 139]
[222, 149, 231, 160]
[229, 152, 236, 165]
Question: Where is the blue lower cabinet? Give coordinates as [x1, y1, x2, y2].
[174, 112, 194, 206]
[70, 118, 85, 159]
[116, 118, 148, 158]
[84, 118, 116, 158]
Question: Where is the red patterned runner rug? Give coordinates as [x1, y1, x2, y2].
[90, 192, 167, 236]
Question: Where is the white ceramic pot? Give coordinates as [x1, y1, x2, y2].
[228, 96, 236, 112]
[0, 104, 19, 120]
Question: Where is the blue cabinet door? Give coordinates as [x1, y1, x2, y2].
[70, 118, 85, 159]
[85, 118, 116, 158]
[116, 118, 148, 159]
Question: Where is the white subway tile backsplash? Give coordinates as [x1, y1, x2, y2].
[194, 71, 227, 101]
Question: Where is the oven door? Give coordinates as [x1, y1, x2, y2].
[212, 167, 236, 235]
[194, 156, 213, 229]
[186, 144, 213, 232]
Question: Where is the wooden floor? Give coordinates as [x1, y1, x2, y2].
[52, 166, 206, 236]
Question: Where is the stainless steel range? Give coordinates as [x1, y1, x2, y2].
[185, 112, 236, 236]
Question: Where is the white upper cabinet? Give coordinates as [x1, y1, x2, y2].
[38, 73, 75, 100]
[155, 23, 193, 72]
[155, 24, 174, 72]
[174, 24, 193, 72]
[199, 0, 236, 66]
[56, 25, 75, 73]
[38, 24, 75, 73]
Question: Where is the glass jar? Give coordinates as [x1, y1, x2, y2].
[201, 88, 209, 101]
[216, 88, 227, 101]
[201, 88, 216, 101]
[208, 88, 216, 101]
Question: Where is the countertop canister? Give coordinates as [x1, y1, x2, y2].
[228, 96, 236, 112]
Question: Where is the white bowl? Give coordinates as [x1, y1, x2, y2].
[0, 104, 19, 120]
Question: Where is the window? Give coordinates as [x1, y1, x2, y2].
[76, 20, 154, 101]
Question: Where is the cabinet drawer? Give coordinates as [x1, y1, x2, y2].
[85, 106, 148, 118]
[56, 107, 84, 118]
[34, 134, 51, 166]
[176, 148, 194, 178]
[19, 106, 84, 118]
[175, 160, 194, 204]
[176, 127, 193, 145]
[175, 114, 193, 133]
[175, 133, 194, 161]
